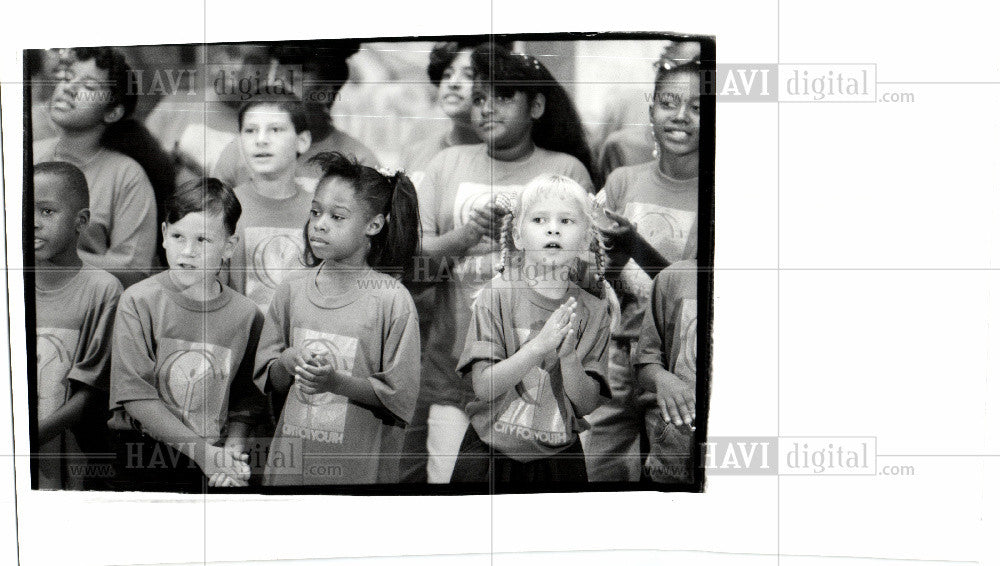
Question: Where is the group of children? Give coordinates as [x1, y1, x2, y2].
[30, 39, 704, 490]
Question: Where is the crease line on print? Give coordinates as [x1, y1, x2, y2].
[103, 548, 979, 566]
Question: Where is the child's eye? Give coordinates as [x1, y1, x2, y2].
[309, 209, 320, 217]
[197, 236, 209, 243]
[561, 218, 575, 224]
[471, 95, 485, 105]
[531, 217, 544, 224]
[39, 208, 54, 216]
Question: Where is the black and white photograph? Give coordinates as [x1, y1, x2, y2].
[0, 1, 996, 565]
[20, 33, 714, 495]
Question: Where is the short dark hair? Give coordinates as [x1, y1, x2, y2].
[34, 161, 89, 210]
[165, 178, 242, 236]
[427, 38, 508, 87]
[70, 47, 137, 120]
[237, 93, 310, 134]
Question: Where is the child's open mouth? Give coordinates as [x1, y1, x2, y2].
[177, 262, 198, 270]
[544, 242, 563, 249]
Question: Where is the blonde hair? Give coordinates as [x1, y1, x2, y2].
[495, 174, 609, 281]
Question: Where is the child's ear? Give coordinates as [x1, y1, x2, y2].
[74, 208, 90, 233]
[102, 104, 125, 125]
[530, 93, 546, 120]
[297, 130, 312, 155]
[222, 233, 239, 261]
[511, 221, 523, 251]
[160, 222, 168, 249]
[365, 213, 385, 237]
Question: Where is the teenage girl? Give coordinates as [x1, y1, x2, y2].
[585, 46, 703, 482]
[254, 152, 422, 485]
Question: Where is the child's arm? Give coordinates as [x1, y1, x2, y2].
[558, 332, 604, 416]
[254, 282, 302, 395]
[224, 310, 267, 471]
[469, 299, 577, 401]
[420, 203, 499, 260]
[123, 399, 249, 482]
[38, 384, 101, 444]
[634, 269, 695, 426]
[601, 209, 670, 278]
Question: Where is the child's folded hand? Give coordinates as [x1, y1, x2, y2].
[533, 298, 577, 354]
[294, 360, 341, 395]
[280, 347, 313, 375]
[207, 472, 249, 488]
[203, 445, 251, 483]
[654, 369, 696, 427]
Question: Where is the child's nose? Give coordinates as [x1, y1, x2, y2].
[673, 103, 691, 122]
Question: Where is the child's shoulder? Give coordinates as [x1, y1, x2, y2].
[220, 284, 263, 318]
[430, 143, 487, 167]
[605, 160, 656, 186]
[78, 267, 124, 297]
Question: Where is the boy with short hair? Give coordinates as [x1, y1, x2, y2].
[33, 161, 123, 490]
[109, 178, 265, 491]
[225, 94, 314, 312]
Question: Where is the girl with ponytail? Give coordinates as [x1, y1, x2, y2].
[254, 151, 421, 485]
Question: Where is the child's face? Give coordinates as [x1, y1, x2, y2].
[161, 212, 236, 289]
[471, 82, 541, 150]
[438, 49, 474, 121]
[33, 173, 86, 264]
[240, 105, 310, 177]
[650, 70, 701, 157]
[515, 196, 590, 269]
[307, 178, 383, 265]
[48, 58, 120, 131]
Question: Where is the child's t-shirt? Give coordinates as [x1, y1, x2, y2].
[417, 144, 595, 409]
[459, 274, 612, 462]
[228, 182, 313, 312]
[108, 271, 265, 446]
[33, 139, 158, 285]
[598, 160, 698, 341]
[255, 268, 420, 485]
[35, 268, 122, 489]
[212, 129, 381, 190]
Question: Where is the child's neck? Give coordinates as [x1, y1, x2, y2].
[250, 168, 298, 200]
[658, 151, 699, 181]
[35, 254, 83, 291]
[54, 127, 105, 164]
[315, 257, 371, 297]
[520, 261, 571, 300]
[448, 120, 480, 146]
[488, 137, 535, 163]
[169, 271, 223, 302]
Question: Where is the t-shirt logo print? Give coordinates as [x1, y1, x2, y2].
[245, 227, 307, 308]
[283, 328, 358, 445]
[156, 339, 234, 439]
[36, 327, 79, 420]
[621, 203, 698, 300]
[492, 326, 569, 447]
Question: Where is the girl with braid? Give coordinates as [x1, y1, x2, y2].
[449, 175, 612, 484]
